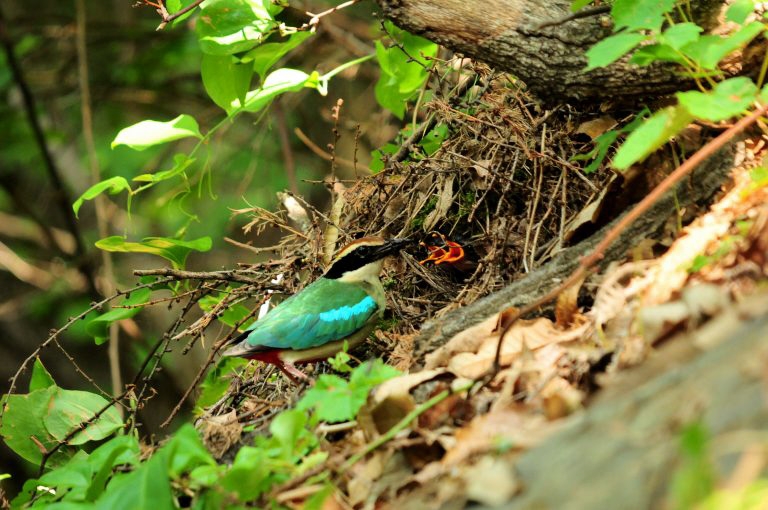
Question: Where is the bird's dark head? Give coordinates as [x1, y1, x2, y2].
[324, 237, 411, 280]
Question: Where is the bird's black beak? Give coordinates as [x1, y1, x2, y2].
[374, 237, 412, 258]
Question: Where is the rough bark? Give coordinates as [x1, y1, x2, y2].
[375, 0, 738, 102]
[484, 291, 768, 509]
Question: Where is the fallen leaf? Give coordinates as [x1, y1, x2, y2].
[575, 116, 616, 139]
[463, 456, 520, 507]
[423, 173, 455, 231]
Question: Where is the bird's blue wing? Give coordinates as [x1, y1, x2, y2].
[238, 278, 379, 351]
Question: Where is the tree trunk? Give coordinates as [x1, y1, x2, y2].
[375, 0, 742, 102]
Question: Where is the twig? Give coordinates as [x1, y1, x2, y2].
[489, 102, 768, 378]
[133, 268, 284, 287]
[293, 127, 357, 170]
[152, 0, 205, 30]
[274, 103, 299, 195]
[75, 0, 123, 406]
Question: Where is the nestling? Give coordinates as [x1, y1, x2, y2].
[221, 237, 409, 381]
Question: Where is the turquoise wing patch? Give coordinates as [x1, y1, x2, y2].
[242, 286, 379, 351]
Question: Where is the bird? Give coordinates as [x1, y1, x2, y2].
[221, 237, 410, 381]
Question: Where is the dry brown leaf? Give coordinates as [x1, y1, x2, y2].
[575, 115, 616, 139]
[555, 275, 585, 328]
[441, 409, 552, 466]
[442, 317, 587, 378]
[470, 159, 493, 190]
[358, 369, 446, 438]
[423, 173, 455, 231]
[463, 456, 520, 507]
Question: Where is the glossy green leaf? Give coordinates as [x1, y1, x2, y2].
[243, 31, 313, 79]
[86, 288, 152, 345]
[133, 153, 195, 183]
[95, 236, 212, 269]
[73, 176, 131, 217]
[29, 357, 56, 392]
[111, 114, 202, 151]
[242, 68, 314, 112]
[613, 106, 693, 170]
[44, 389, 122, 445]
[681, 22, 764, 70]
[201, 54, 253, 113]
[586, 32, 647, 70]
[677, 77, 758, 121]
[196, 0, 277, 55]
[611, 0, 675, 32]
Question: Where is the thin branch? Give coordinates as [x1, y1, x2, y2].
[133, 267, 285, 287]
[76, 0, 122, 405]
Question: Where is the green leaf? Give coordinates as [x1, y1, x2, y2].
[571, 0, 593, 11]
[95, 450, 173, 510]
[660, 23, 703, 50]
[0, 386, 69, 466]
[270, 409, 307, 458]
[196, 357, 248, 411]
[242, 31, 313, 79]
[95, 236, 212, 269]
[370, 143, 398, 172]
[681, 22, 764, 70]
[629, 43, 687, 66]
[86, 288, 152, 345]
[111, 114, 202, 151]
[85, 435, 140, 502]
[726, 0, 755, 24]
[585, 32, 647, 70]
[29, 357, 56, 391]
[677, 77, 758, 121]
[163, 424, 216, 479]
[220, 446, 271, 501]
[73, 176, 131, 217]
[43, 389, 123, 445]
[198, 292, 254, 328]
[242, 68, 314, 112]
[297, 360, 400, 423]
[611, 0, 675, 32]
[613, 106, 693, 170]
[201, 53, 253, 113]
[374, 22, 438, 118]
[420, 123, 449, 155]
[133, 153, 195, 183]
[669, 423, 715, 509]
[196, 0, 277, 55]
